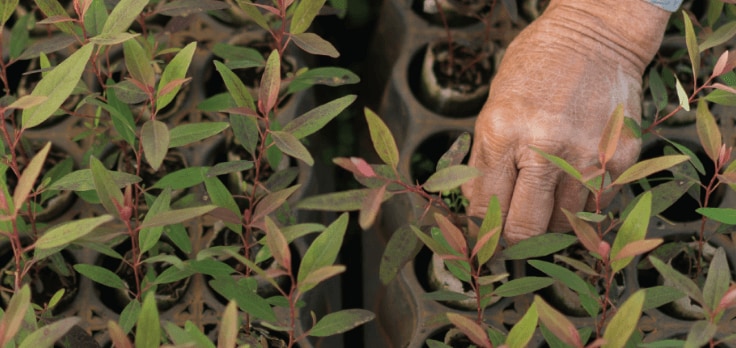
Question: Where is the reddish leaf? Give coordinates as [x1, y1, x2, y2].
[717, 284, 736, 312]
[446, 313, 492, 348]
[359, 185, 386, 230]
[108, 321, 133, 348]
[265, 216, 291, 272]
[352, 157, 376, 177]
[290, 33, 339, 58]
[712, 82, 736, 95]
[612, 239, 663, 262]
[13, 142, 50, 214]
[612, 155, 689, 185]
[534, 296, 582, 348]
[696, 99, 722, 163]
[562, 208, 602, 257]
[434, 213, 467, 256]
[713, 50, 730, 77]
[598, 104, 624, 166]
[258, 49, 281, 116]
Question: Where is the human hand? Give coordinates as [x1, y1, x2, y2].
[463, 0, 671, 244]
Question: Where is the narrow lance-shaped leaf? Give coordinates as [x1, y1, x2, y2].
[123, 38, 155, 88]
[434, 213, 467, 256]
[612, 239, 663, 263]
[696, 207, 736, 224]
[0, 0, 19, 28]
[712, 50, 730, 77]
[649, 256, 705, 306]
[298, 265, 346, 295]
[169, 122, 229, 148]
[599, 104, 624, 166]
[476, 195, 502, 265]
[703, 247, 730, 314]
[13, 142, 50, 214]
[74, 264, 126, 289]
[379, 225, 420, 285]
[562, 208, 602, 257]
[265, 216, 291, 271]
[505, 302, 538, 348]
[22, 44, 93, 129]
[700, 21, 736, 52]
[101, 0, 148, 35]
[611, 191, 651, 273]
[230, 114, 259, 156]
[696, 99, 722, 163]
[675, 75, 691, 111]
[0, 285, 30, 346]
[309, 309, 375, 337]
[283, 94, 356, 139]
[423, 165, 481, 193]
[235, 0, 269, 30]
[359, 185, 385, 230]
[534, 296, 582, 348]
[35, 215, 114, 251]
[446, 313, 492, 347]
[531, 147, 582, 182]
[613, 155, 689, 185]
[683, 10, 700, 80]
[7, 96, 47, 110]
[217, 301, 239, 348]
[602, 290, 645, 348]
[258, 49, 280, 116]
[270, 130, 314, 166]
[108, 321, 134, 348]
[297, 188, 393, 211]
[17, 317, 80, 348]
[298, 213, 348, 284]
[141, 119, 170, 171]
[291, 32, 339, 58]
[214, 60, 255, 110]
[136, 292, 161, 348]
[157, 42, 196, 112]
[437, 132, 471, 171]
[90, 156, 125, 218]
[290, 0, 327, 34]
[251, 185, 301, 224]
[138, 205, 217, 229]
[365, 108, 399, 169]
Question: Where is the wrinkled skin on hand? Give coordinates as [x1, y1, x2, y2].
[463, 0, 671, 244]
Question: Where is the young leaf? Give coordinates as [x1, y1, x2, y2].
[217, 301, 239, 348]
[270, 130, 314, 165]
[7, 96, 47, 110]
[22, 44, 93, 129]
[258, 49, 281, 116]
[283, 95, 356, 139]
[0, 285, 30, 346]
[17, 317, 79, 348]
[100, 0, 148, 35]
[108, 321, 134, 348]
[235, 0, 269, 30]
[649, 256, 705, 307]
[703, 247, 730, 314]
[157, 42, 196, 112]
[684, 320, 717, 348]
[359, 185, 385, 230]
[531, 147, 582, 181]
[123, 38, 155, 88]
[437, 132, 471, 171]
[298, 213, 348, 285]
[683, 10, 700, 80]
[503, 234, 577, 260]
[612, 239, 663, 263]
[290, 0, 327, 34]
[423, 165, 481, 193]
[214, 61, 255, 110]
[613, 155, 689, 185]
[265, 216, 291, 271]
[74, 264, 126, 289]
[534, 296, 582, 348]
[0, 0, 18, 28]
[434, 213, 467, 256]
[136, 292, 161, 348]
[494, 277, 555, 297]
[138, 189, 171, 254]
[251, 185, 301, 224]
[695, 99, 722, 163]
[476, 195, 502, 265]
[288, 67, 360, 93]
[712, 51, 730, 77]
[598, 104, 624, 166]
[365, 108, 399, 169]
[674, 75, 691, 112]
[141, 119, 170, 171]
[13, 142, 50, 214]
[291, 32, 339, 57]
[562, 209, 602, 257]
[298, 265, 346, 294]
[309, 309, 375, 337]
[505, 302, 538, 348]
[446, 313, 492, 347]
[611, 191, 652, 273]
[35, 215, 114, 251]
[602, 290, 645, 348]
[90, 156, 125, 218]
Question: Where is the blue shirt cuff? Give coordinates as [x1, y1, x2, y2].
[646, 0, 684, 12]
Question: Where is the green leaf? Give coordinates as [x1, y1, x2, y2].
[119, 300, 141, 334]
[265, 216, 291, 270]
[235, 0, 269, 30]
[218, 301, 239, 348]
[697, 207, 736, 224]
[214, 60, 255, 110]
[309, 309, 375, 337]
[477, 195, 502, 265]
[703, 247, 730, 313]
[529, 260, 598, 316]
[18, 317, 79, 348]
[0, 0, 18, 28]
[531, 147, 582, 181]
[208, 277, 276, 322]
[49, 169, 141, 191]
[446, 313, 493, 347]
[12, 142, 50, 214]
[298, 213, 348, 287]
[139, 189, 171, 254]
[157, 42, 196, 112]
[156, 0, 229, 16]
[506, 303, 538, 348]
[683, 10, 700, 81]
[674, 75, 690, 112]
[423, 165, 480, 193]
[139, 205, 217, 229]
[84, 0, 108, 37]
[74, 264, 126, 289]
[290, 0, 327, 34]
[283, 95, 356, 139]
[494, 277, 554, 297]
[649, 69, 668, 111]
[298, 265, 345, 295]
[365, 108, 399, 169]
[379, 225, 420, 285]
[288, 67, 360, 93]
[136, 292, 161, 348]
[108, 321, 133, 348]
[705, 89, 736, 106]
[101, 0, 149, 35]
[1, 285, 30, 344]
[611, 191, 651, 273]
[649, 256, 704, 307]
[643, 285, 686, 310]
[123, 38, 155, 87]
[503, 234, 577, 260]
[252, 185, 301, 223]
[35, 215, 114, 251]
[230, 114, 259, 157]
[35, 0, 75, 33]
[291, 32, 339, 57]
[562, 209, 602, 256]
[206, 160, 253, 177]
[169, 122, 229, 148]
[700, 20, 736, 52]
[141, 119, 170, 171]
[602, 290, 645, 348]
[695, 99, 722, 163]
[151, 167, 207, 190]
[534, 296, 582, 348]
[297, 188, 393, 211]
[437, 132, 471, 171]
[271, 130, 314, 165]
[90, 156, 125, 218]
[613, 155, 689, 185]
[684, 320, 717, 348]
[258, 49, 280, 115]
[22, 44, 93, 129]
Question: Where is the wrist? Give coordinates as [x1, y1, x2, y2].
[545, 0, 671, 74]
